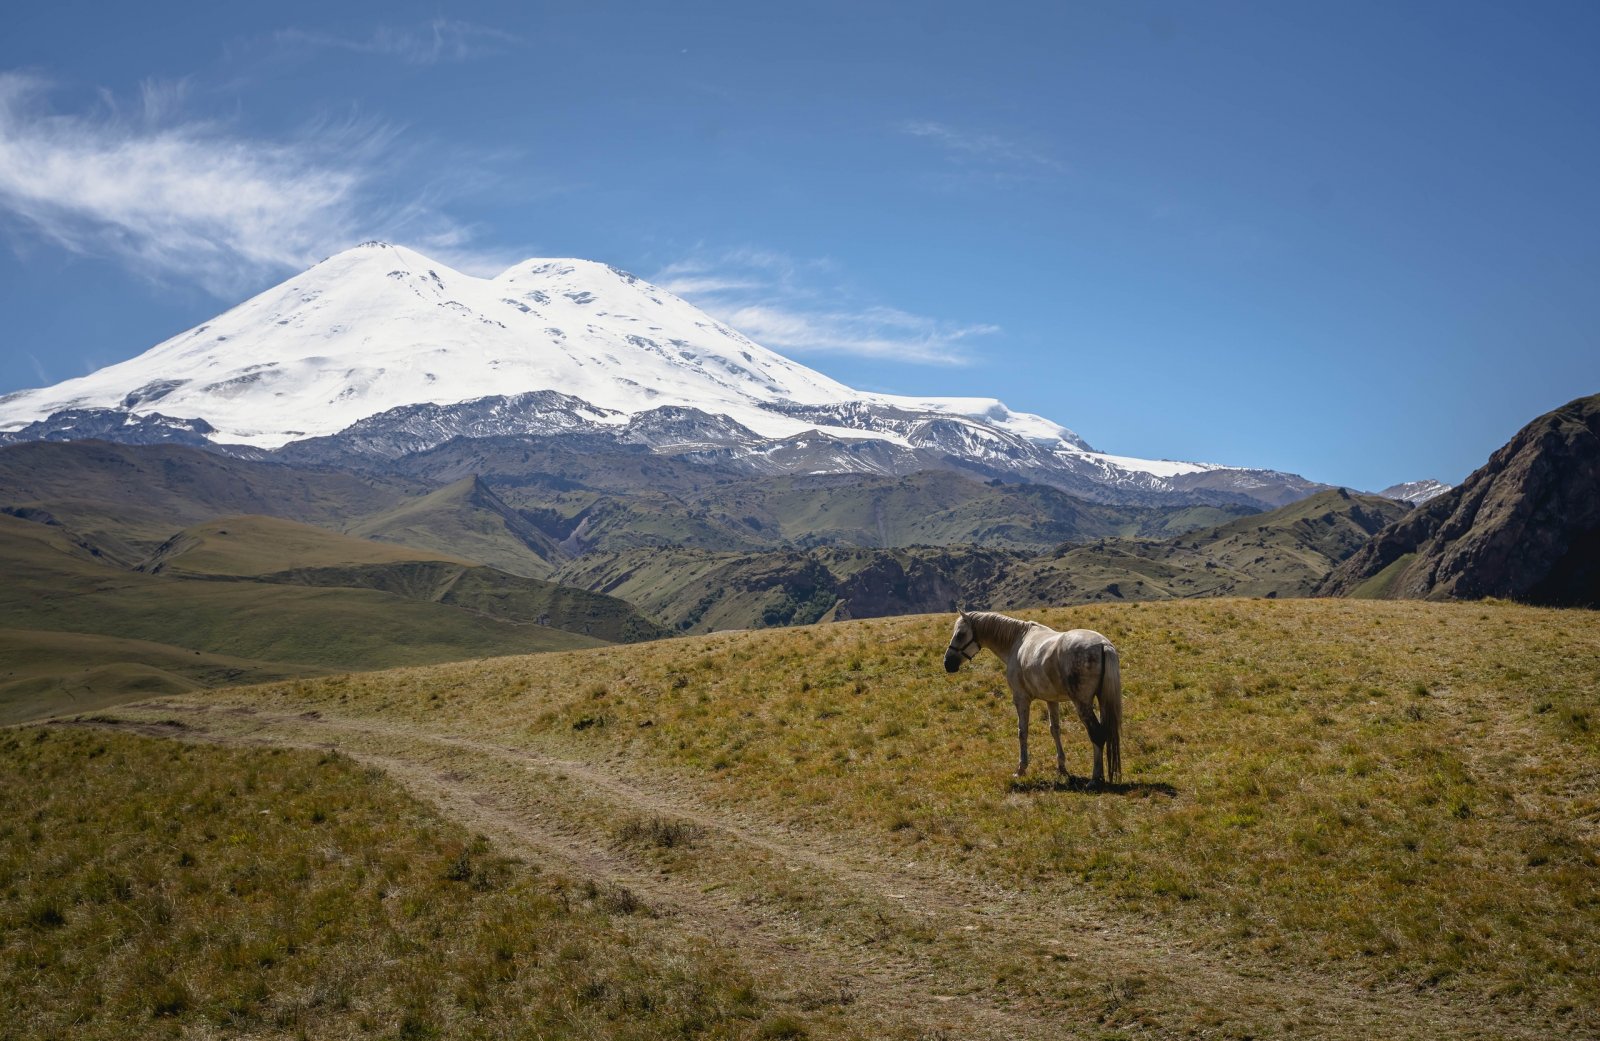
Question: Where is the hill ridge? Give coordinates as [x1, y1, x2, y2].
[1320, 392, 1600, 605]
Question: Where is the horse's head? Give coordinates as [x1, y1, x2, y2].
[944, 610, 980, 673]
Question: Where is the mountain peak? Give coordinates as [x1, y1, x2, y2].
[0, 241, 860, 448]
[0, 241, 1325, 507]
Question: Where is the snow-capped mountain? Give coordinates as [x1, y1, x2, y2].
[0, 242, 1058, 448]
[1377, 479, 1452, 505]
[0, 241, 1322, 506]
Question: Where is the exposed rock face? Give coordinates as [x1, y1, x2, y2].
[1319, 393, 1600, 606]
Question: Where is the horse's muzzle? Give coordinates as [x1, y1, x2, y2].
[943, 651, 962, 673]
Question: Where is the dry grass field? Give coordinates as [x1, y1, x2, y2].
[7, 597, 1598, 1039]
[1, 728, 793, 1040]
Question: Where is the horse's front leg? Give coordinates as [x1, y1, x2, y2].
[1047, 701, 1068, 777]
[1014, 695, 1031, 776]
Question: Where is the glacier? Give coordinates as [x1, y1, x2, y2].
[0, 241, 1323, 505]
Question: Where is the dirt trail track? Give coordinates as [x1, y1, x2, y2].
[67, 699, 1550, 1041]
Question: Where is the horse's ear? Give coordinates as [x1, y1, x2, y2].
[957, 605, 969, 619]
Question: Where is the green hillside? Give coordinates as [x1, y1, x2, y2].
[140, 513, 474, 575]
[686, 470, 1256, 549]
[347, 475, 564, 578]
[144, 514, 671, 644]
[515, 490, 775, 554]
[0, 629, 323, 726]
[558, 543, 1026, 633]
[392, 437, 1264, 555]
[0, 440, 426, 562]
[990, 488, 1411, 605]
[560, 489, 1408, 632]
[0, 513, 608, 722]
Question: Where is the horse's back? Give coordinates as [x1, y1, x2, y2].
[1057, 627, 1113, 651]
[1011, 625, 1112, 700]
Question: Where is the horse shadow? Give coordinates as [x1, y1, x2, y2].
[1007, 775, 1178, 798]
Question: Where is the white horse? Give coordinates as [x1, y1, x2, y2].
[944, 609, 1123, 783]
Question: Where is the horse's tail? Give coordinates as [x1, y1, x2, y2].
[1098, 643, 1123, 783]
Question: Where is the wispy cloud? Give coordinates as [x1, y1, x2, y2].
[653, 250, 996, 366]
[0, 72, 498, 294]
[719, 304, 997, 365]
[273, 19, 520, 66]
[898, 119, 1066, 175]
[23, 351, 49, 385]
[653, 249, 809, 298]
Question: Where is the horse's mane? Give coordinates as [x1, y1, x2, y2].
[967, 610, 1034, 651]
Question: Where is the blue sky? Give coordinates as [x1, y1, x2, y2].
[2, 1, 1596, 491]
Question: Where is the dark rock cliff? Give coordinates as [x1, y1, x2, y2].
[1318, 393, 1600, 606]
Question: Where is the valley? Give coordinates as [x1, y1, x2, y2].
[0, 435, 1408, 723]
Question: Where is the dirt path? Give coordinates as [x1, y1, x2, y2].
[64, 699, 1555, 1041]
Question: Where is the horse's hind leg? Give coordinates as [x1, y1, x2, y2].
[1014, 695, 1031, 776]
[1072, 700, 1107, 785]
[1047, 701, 1068, 777]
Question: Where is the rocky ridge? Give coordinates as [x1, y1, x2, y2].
[1318, 393, 1600, 606]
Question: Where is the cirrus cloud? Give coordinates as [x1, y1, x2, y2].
[0, 71, 501, 294]
[654, 250, 997, 366]
[272, 19, 521, 66]
[898, 119, 1067, 181]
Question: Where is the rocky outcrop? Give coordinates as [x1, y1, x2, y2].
[1319, 393, 1600, 606]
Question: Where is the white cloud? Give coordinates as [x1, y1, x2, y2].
[899, 119, 1065, 174]
[652, 259, 767, 297]
[653, 250, 996, 366]
[0, 72, 491, 294]
[273, 19, 520, 66]
[721, 304, 994, 365]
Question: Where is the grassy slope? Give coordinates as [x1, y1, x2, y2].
[142, 513, 474, 575]
[0, 629, 324, 727]
[991, 488, 1410, 605]
[1349, 552, 1420, 599]
[348, 476, 564, 579]
[0, 514, 604, 722]
[0, 726, 788, 1040]
[148, 514, 670, 644]
[560, 490, 1407, 633]
[558, 547, 831, 633]
[0, 440, 424, 562]
[483, 464, 1257, 555]
[219, 598, 1600, 1028]
[689, 470, 1258, 550]
[557, 544, 1026, 634]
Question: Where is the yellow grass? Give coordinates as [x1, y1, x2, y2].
[0, 727, 794, 1040]
[147, 514, 474, 576]
[219, 598, 1600, 1027]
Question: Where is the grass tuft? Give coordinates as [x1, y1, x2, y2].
[0, 727, 776, 1039]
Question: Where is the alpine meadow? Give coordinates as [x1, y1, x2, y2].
[4, 4, 1600, 1040]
